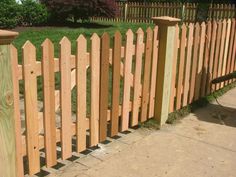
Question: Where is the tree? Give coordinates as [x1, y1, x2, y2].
[40, 0, 118, 23]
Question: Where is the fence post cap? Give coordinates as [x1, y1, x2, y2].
[152, 16, 180, 26]
[0, 30, 19, 45]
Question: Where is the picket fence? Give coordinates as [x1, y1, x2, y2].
[10, 18, 236, 176]
[91, 2, 236, 23]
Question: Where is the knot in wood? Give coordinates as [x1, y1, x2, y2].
[5, 91, 14, 106]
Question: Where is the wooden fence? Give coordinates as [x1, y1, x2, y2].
[91, 2, 236, 23]
[1, 18, 236, 176]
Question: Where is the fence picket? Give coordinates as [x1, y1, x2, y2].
[176, 24, 187, 110]
[99, 33, 110, 142]
[42, 39, 57, 167]
[22, 41, 40, 175]
[194, 22, 206, 100]
[111, 31, 122, 136]
[201, 21, 212, 97]
[169, 25, 179, 112]
[132, 28, 144, 126]
[90, 33, 100, 146]
[207, 21, 217, 94]
[222, 19, 231, 87]
[60, 37, 72, 160]
[121, 29, 133, 131]
[140, 27, 153, 122]
[148, 26, 159, 118]
[11, 45, 24, 177]
[76, 35, 87, 152]
[189, 23, 200, 103]
[183, 23, 194, 107]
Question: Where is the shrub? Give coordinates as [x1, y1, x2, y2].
[0, 0, 21, 29]
[20, 0, 48, 26]
[40, 0, 118, 23]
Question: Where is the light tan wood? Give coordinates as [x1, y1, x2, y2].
[169, 25, 179, 112]
[183, 23, 194, 106]
[148, 26, 159, 118]
[111, 31, 122, 136]
[60, 37, 72, 160]
[42, 39, 57, 167]
[90, 33, 100, 146]
[216, 19, 226, 90]
[132, 28, 144, 126]
[22, 41, 40, 175]
[176, 24, 187, 110]
[189, 23, 200, 103]
[154, 19, 179, 125]
[201, 21, 211, 97]
[227, 19, 235, 84]
[121, 29, 134, 131]
[140, 27, 153, 122]
[100, 33, 110, 142]
[21, 99, 140, 157]
[0, 42, 17, 176]
[11, 45, 24, 177]
[212, 21, 222, 91]
[207, 21, 217, 94]
[0, 30, 18, 45]
[194, 22, 206, 100]
[76, 35, 87, 152]
[221, 19, 231, 87]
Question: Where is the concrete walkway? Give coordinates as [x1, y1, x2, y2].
[45, 88, 236, 177]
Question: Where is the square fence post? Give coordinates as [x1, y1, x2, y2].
[0, 30, 18, 177]
[152, 16, 180, 126]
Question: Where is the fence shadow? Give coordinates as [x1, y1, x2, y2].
[192, 101, 236, 128]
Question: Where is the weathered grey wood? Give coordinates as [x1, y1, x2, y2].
[0, 30, 18, 177]
[152, 16, 180, 126]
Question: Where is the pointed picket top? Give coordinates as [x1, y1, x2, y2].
[200, 21, 206, 28]
[213, 20, 217, 28]
[227, 18, 231, 25]
[222, 19, 227, 25]
[22, 40, 36, 51]
[189, 23, 194, 29]
[41, 38, 53, 48]
[146, 27, 153, 41]
[136, 27, 144, 35]
[146, 26, 153, 34]
[126, 29, 133, 37]
[153, 25, 158, 32]
[59, 36, 71, 46]
[114, 31, 122, 40]
[76, 34, 86, 43]
[101, 32, 110, 42]
[91, 33, 100, 41]
[181, 23, 187, 31]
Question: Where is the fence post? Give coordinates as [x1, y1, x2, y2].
[0, 30, 18, 177]
[152, 17, 180, 126]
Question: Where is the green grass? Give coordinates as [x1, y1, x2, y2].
[13, 21, 153, 114]
[13, 21, 154, 62]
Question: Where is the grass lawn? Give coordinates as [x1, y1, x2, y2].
[13, 21, 153, 62]
[13, 21, 153, 114]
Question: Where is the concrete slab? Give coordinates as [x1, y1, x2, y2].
[46, 87, 236, 177]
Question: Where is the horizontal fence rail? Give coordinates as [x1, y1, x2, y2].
[6, 18, 236, 176]
[91, 2, 236, 23]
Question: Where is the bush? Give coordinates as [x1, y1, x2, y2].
[20, 0, 48, 26]
[40, 0, 118, 23]
[0, 0, 21, 29]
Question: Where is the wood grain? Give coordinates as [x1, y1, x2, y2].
[111, 31, 122, 136]
[76, 35, 87, 152]
[22, 41, 40, 175]
[42, 39, 57, 167]
[60, 37, 72, 160]
[99, 33, 110, 142]
[140, 27, 153, 122]
[90, 33, 100, 146]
